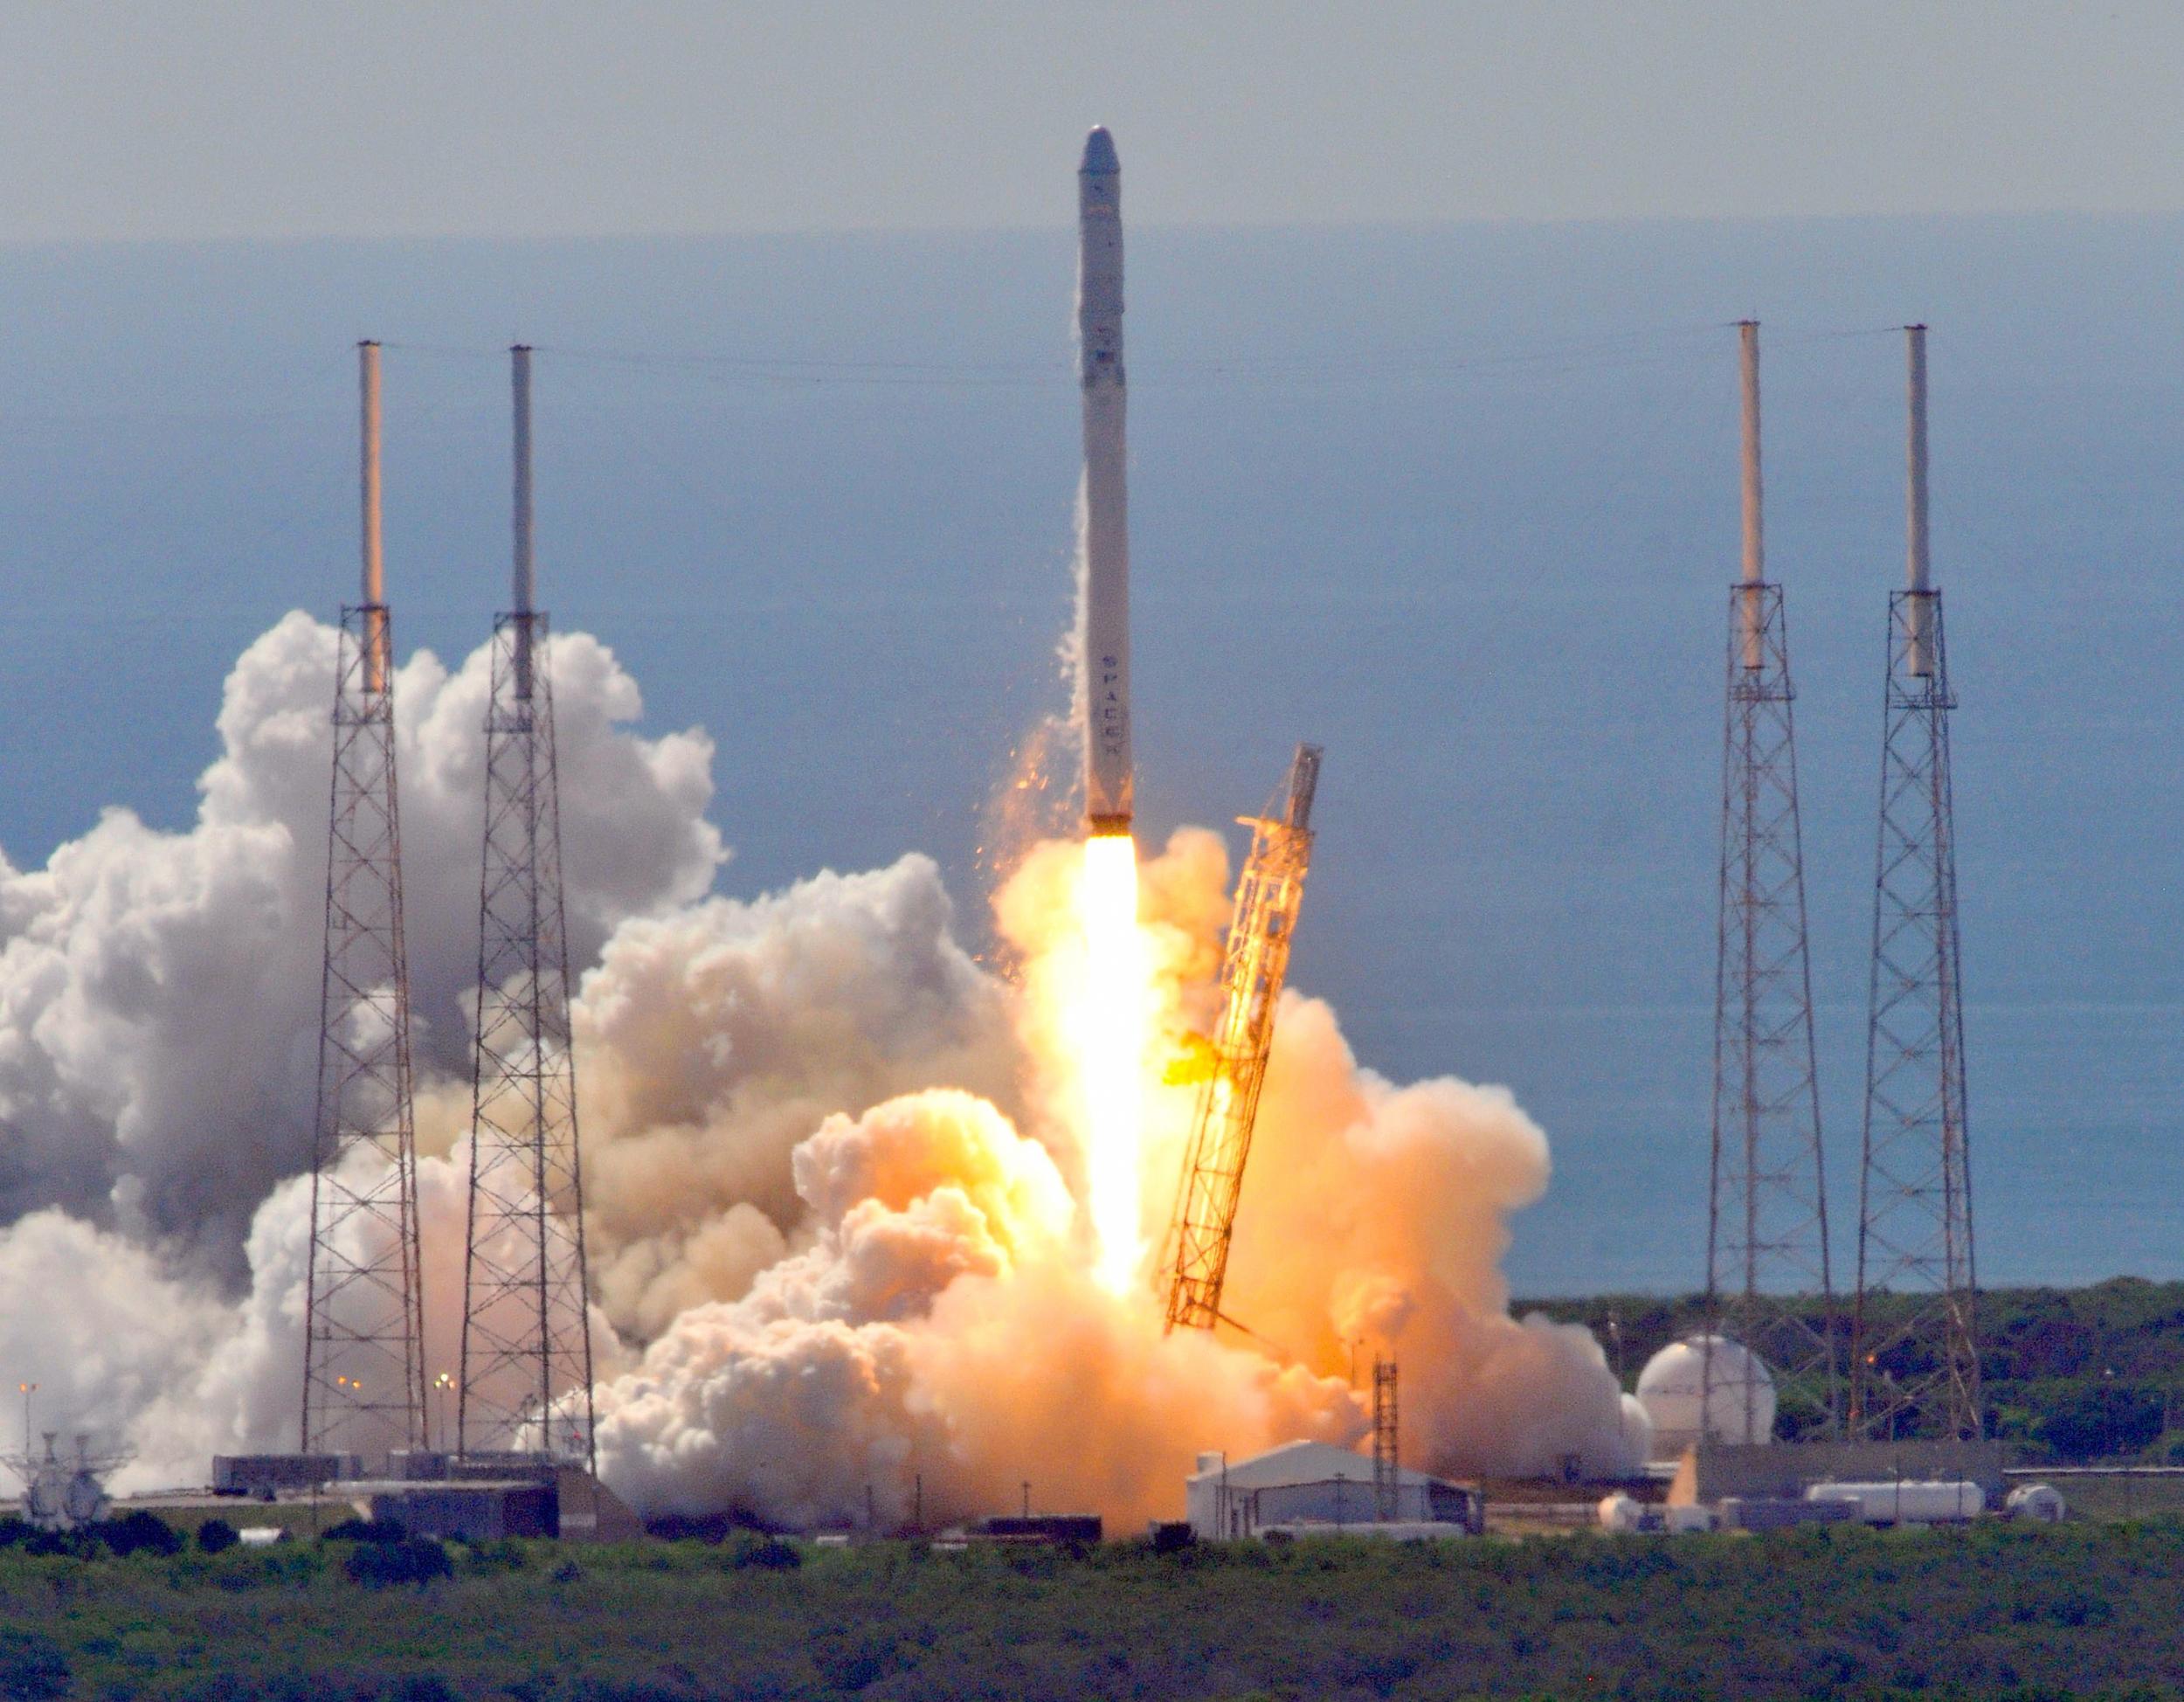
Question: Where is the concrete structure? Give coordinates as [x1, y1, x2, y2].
[1185, 1441, 1481, 1539]
[1717, 1496, 1856, 1532]
[353, 1464, 641, 1542]
[969, 1514, 1102, 1545]
[361, 1479, 556, 1540]
[213, 1454, 362, 1498]
[1668, 1437, 2009, 1509]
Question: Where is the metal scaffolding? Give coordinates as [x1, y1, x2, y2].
[301, 602, 426, 1458]
[1851, 325, 1979, 1442]
[1162, 744, 1323, 1332]
[1372, 1358, 1399, 1520]
[1704, 322, 1838, 1441]
[301, 344, 426, 1462]
[458, 348, 597, 1470]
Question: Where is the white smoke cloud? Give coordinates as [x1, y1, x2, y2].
[0, 614, 1635, 1523]
[574, 858, 1025, 1342]
[0, 611, 719, 1270]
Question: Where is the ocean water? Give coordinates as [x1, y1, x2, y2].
[2, 215, 2181, 1296]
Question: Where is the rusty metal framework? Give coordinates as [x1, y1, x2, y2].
[1850, 590, 1980, 1440]
[457, 612, 597, 1469]
[1372, 1357, 1399, 1520]
[1704, 583, 1838, 1440]
[301, 603, 426, 1459]
[1162, 744, 1323, 1332]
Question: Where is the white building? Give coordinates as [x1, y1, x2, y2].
[1185, 1441, 1482, 1539]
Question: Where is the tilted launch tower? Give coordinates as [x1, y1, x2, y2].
[1163, 744, 1323, 1332]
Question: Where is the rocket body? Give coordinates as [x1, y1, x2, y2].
[1078, 126, 1132, 835]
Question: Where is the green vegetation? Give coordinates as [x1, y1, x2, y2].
[3, 1520, 2184, 1699]
[1524, 1275, 2184, 1457]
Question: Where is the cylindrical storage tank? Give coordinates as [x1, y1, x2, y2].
[1597, 1492, 1644, 1533]
[1634, 1337, 1776, 1456]
[2006, 1484, 2065, 1523]
[1805, 1480, 1985, 1525]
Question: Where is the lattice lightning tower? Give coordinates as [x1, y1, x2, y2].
[1849, 325, 1980, 1442]
[1163, 744, 1323, 1332]
[457, 346, 598, 1469]
[1372, 1357, 1400, 1521]
[301, 341, 427, 1461]
[1704, 321, 1838, 1441]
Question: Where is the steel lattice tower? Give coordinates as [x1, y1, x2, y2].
[1162, 744, 1322, 1332]
[1704, 322, 1838, 1442]
[1372, 1358, 1399, 1520]
[301, 342, 427, 1461]
[1849, 326, 1980, 1442]
[457, 346, 597, 1469]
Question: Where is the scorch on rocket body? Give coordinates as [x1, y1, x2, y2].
[1079, 125, 1132, 836]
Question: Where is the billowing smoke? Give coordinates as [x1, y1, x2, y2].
[0, 615, 1635, 1518]
[0, 611, 718, 1273]
[586, 829, 1635, 1529]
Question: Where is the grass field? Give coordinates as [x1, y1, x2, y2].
[3, 1519, 2183, 1700]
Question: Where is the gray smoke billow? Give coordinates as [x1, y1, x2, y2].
[0, 618, 1640, 1510]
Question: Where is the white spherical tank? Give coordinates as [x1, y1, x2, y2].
[1597, 1492, 1645, 1532]
[1634, 1336, 1776, 1455]
[1618, 1391, 1655, 1468]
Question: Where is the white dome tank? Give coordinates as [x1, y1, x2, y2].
[1634, 1335, 1776, 1455]
[1618, 1391, 1655, 1467]
[1597, 1491, 1645, 1532]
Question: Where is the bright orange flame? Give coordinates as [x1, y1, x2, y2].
[1074, 832, 1149, 1290]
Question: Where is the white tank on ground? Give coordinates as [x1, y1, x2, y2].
[2005, 1483, 2065, 1523]
[1597, 1492, 1646, 1532]
[1805, 1480, 1985, 1525]
[1634, 1336, 1776, 1455]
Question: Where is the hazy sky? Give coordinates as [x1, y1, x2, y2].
[3, 1, 2181, 241]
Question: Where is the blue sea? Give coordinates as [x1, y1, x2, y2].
[2, 215, 2181, 1296]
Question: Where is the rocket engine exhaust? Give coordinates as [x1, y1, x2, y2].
[1078, 125, 1131, 838]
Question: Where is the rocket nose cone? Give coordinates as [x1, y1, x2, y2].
[1080, 126, 1119, 174]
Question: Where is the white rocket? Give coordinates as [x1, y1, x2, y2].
[1078, 125, 1132, 836]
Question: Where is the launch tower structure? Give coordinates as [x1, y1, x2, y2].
[1372, 1358, 1399, 1521]
[457, 345, 598, 1470]
[1849, 325, 1980, 1442]
[301, 341, 428, 1460]
[1704, 322, 1839, 1441]
[1163, 744, 1323, 1332]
